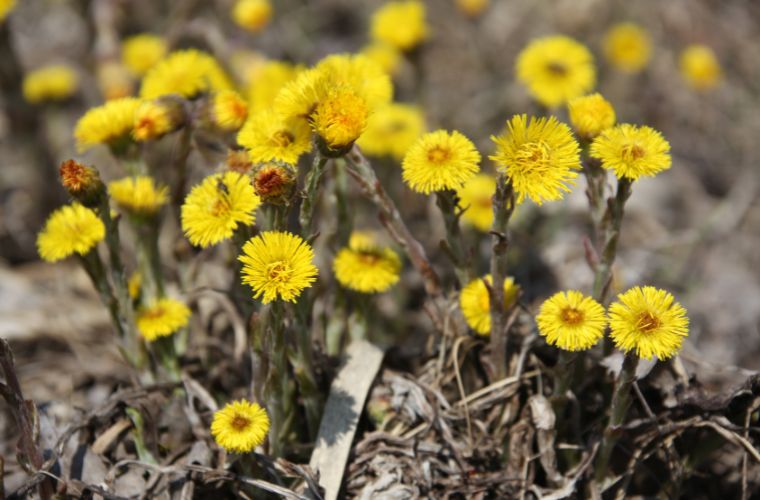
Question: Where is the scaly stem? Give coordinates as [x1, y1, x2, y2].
[435, 190, 473, 286]
[299, 154, 329, 235]
[265, 301, 291, 457]
[592, 178, 632, 304]
[489, 176, 515, 380]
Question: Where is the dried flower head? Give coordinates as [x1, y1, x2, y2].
[371, 1, 428, 52]
[121, 34, 167, 76]
[136, 298, 191, 342]
[402, 130, 481, 194]
[567, 93, 616, 141]
[357, 103, 425, 160]
[237, 109, 312, 164]
[460, 275, 520, 335]
[140, 49, 233, 99]
[108, 176, 169, 217]
[37, 204, 105, 262]
[22, 64, 79, 104]
[536, 291, 607, 351]
[251, 163, 297, 204]
[679, 45, 722, 91]
[74, 97, 141, 151]
[232, 0, 272, 33]
[603, 23, 652, 73]
[590, 124, 671, 181]
[456, 174, 496, 232]
[333, 232, 402, 293]
[226, 150, 254, 174]
[59, 159, 105, 207]
[211, 400, 270, 453]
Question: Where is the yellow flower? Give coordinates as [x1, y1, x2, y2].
[590, 124, 671, 181]
[74, 97, 141, 151]
[128, 271, 142, 299]
[490, 114, 581, 205]
[679, 45, 722, 91]
[232, 0, 272, 33]
[140, 49, 233, 99]
[456, 174, 495, 232]
[456, 0, 490, 17]
[608, 286, 689, 360]
[97, 61, 134, 101]
[237, 109, 312, 164]
[460, 275, 519, 335]
[211, 400, 270, 453]
[246, 60, 302, 111]
[22, 64, 79, 104]
[108, 176, 169, 216]
[181, 172, 261, 248]
[37, 204, 105, 262]
[357, 103, 425, 160]
[312, 85, 370, 150]
[567, 93, 615, 141]
[212, 90, 249, 131]
[370, 1, 428, 52]
[402, 130, 481, 194]
[360, 43, 401, 76]
[602, 23, 652, 73]
[516, 35, 596, 108]
[239, 231, 318, 303]
[136, 298, 191, 342]
[333, 232, 401, 293]
[133, 99, 183, 141]
[121, 34, 167, 76]
[0, 0, 15, 21]
[536, 291, 607, 351]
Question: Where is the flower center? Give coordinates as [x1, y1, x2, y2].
[621, 143, 645, 161]
[358, 252, 380, 265]
[515, 141, 550, 170]
[266, 260, 293, 283]
[211, 196, 231, 217]
[271, 130, 294, 148]
[313, 89, 368, 149]
[636, 311, 661, 333]
[560, 307, 584, 325]
[254, 167, 290, 198]
[142, 306, 166, 320]
[230, 413, 251, 431]
[547, 61, 568, 76]
[427, 146, 452, 164]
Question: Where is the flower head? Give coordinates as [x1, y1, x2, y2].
[516, 35, 596, 108]
[457, 174, 496, 232]
[460, 275, 519, 335]
[232, 0, 272, 33]
[357, 103, 425, 160]
[333, 232, 401, 293]
[567, 93, 616, 141]
[181, 171, 261, 247]
[0, 0, 16, 21]
[74, 97, 141, 151]
[245, 60, 303, 111]
[238, 109, 312, 164]
[603, 23, 652, 73]
[121, 34, 167, 76]
[37, 204, 105, 262]
[251, 163, 297, 204]
[402, 130, 481, 194]
[490, 114, 581, 205]
[59, 159, 105, 207]
[536, 291, 607, 351]
[108, 176, 169, 217]
[590, 124, 671, 180]
[608, 286, 689, 360]
[211, 400, 270, 453]
[128, 271, 142, 300]
[133, 99, 184, 141]
[140, 49, 233, 99]
[136, 298, 191, 342]
[211, 90, 249, 131]
[679, 45, 722, 91]
[22, 64, 79, 104]
[371, 1, 428, 52]
[239, 231, 318, 303]
[312, 85, 369, 150]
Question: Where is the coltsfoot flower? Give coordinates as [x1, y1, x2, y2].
[232, 0, 272, 33]
[456, 174, 496, 232]
[121, 34, 167, 76]
[96, 61, 134, 101]
[211, 400, 270, 453]
[239, 231, 318, 303]
[136, 298, 191, 342]
[590, 124, 671, 180]
[140, 49, 233, 99]
[238, 109, 312, 164]
[516, 35, 596, 108]
[608, 286, 689, 360]
[460, 275, 519, 335]
[108, 176, 169, 217]
[357, 103, 425, 160]
[490, 114, 581, 205]
[402, 130, 481, 194]
[74, 97, 141, 151]
[360, 43, 401, 76]
[567, 93, 616, 141]
[181, 172, 261, 247]
[211, 90, 249, 131]
[679, 45, 722, 91]
[602, 23, 652, 73]
[37, 204, 105, 262]
[251, 163, 297, 204]
[333, 232, 402, 293]
[245, 60, 303, 111]
[536, 291, 607, 351]
[59, 159, 105, 207]
[370, 1, 428, 52]
[133, 99, 184, 141]
[22, 64, 79, 104]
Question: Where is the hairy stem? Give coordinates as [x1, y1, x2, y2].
[435, 190, 473, 286]
[299, 154, 329, 235]
[489, 176, 515, 380]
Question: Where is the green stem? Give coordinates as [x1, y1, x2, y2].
[592, 178, 632, 303]
[299, 154, 329, 235]
[435, 190, 473, 286]
[489, 177, 515, 380]
[265, 301, 291, 457]
[136, 218, 165, 302]
[78, 250, 125, 338]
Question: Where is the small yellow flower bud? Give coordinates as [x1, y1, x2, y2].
[58, 159, 105, 208]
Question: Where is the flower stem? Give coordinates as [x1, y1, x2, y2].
[435, 190, 473, 286]
[489, 176, 515, 380]
[592, 178, 632, 304]
[264, 301, 290, 457]
[299, 154, 329, 235]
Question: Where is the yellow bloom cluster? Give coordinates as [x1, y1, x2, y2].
[211, 400, 270, 453]
[357, 103, 425, 160]
[136, 298, 191, 342]
[333, 232, 402, 293]
[370, 1, 428, 52]
[37, 204, 105, 262]
[121, 34, 167, 76]
[567, 93, 616, 141]
[108, 176, 169, 217]
[402, 130, 481, 194]
[460, 275, 520, 335]
[140, 49, 233, 99]
[22, 64, 79, 104]
[74, 97, 141, 151]
[603, 23, 652, 73]
[537, 291, 607, 351]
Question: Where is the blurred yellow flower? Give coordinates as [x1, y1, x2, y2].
[536, 291, 607, 351]
[97, 61, 134, 101]
[402, 130, 480, 194]
[609, 286, 689, 360]
[181, 172, 261, 248]
[239, 231, 318, 303]
[460, 275, 519, 335]
[490, 114, 581, 205]
[37, 204, 105, 262]
[516, 35, 596, 108]
[371, 1, 428, 52]
[74, 97, 141, 151]
[232, 0, 272, 33]
[456, 174, 496, 232]
[22, 64, 79, 104]
[211, 400, 270, 453]
[133, 99, 185, 141]
[211, 90, 249, 131]
[357, 103, 425, 160]
[246, 60, 302, 111]
[121, 34, 167, 76]
[567, 93, 616, 141]
[360, 43, 401, 76]
[0, 0, 16, 22]
[136, 298, 191, 342]
[108, 176, 169, 216]
[590, 124, 671, 181]
[456, 0, 490, 17]
[333, 232, 401, 293]
[238, 109, 312, 164]
[679, 45, 722, 90]
[312, 85, 369, 150]
[128, 271, 142, 299]
[603, 23, 652, 73]
[140, 49, 233, 99]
